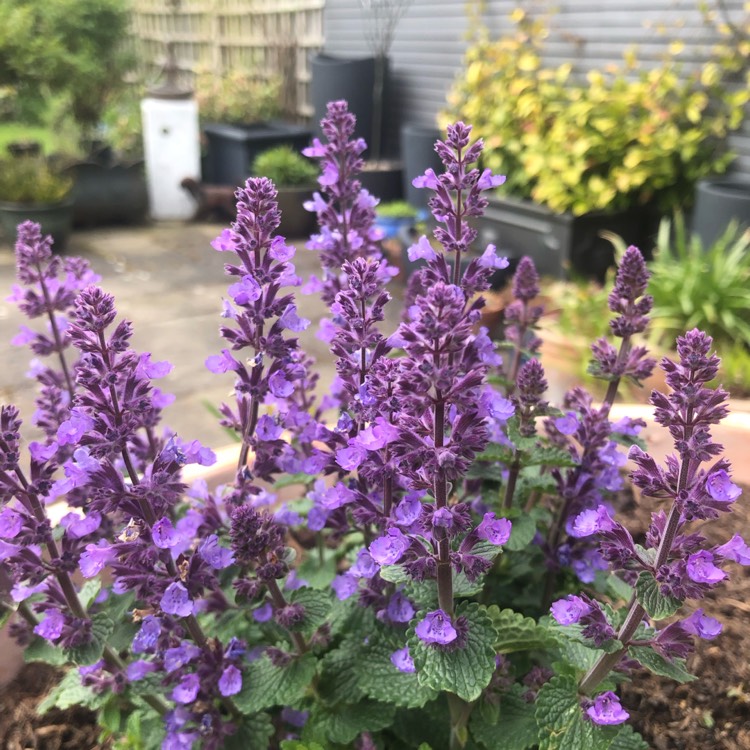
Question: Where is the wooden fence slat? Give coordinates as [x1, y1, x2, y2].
[130, 0, 323, 119]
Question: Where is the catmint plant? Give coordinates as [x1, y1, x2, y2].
[0, 101, 746, 750]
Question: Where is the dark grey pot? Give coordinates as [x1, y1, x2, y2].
[400, 124, 443, 210]
[692, 178, 750, 249]
[276, 186, 316, 238]
[0, 198, 74, 250]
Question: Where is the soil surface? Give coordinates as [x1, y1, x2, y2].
[0, 663, 102, 749]
[618, 485, 750, 750]
[1, 488, 748, 749]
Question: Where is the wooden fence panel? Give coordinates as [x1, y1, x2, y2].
[129, 0, 324, 118]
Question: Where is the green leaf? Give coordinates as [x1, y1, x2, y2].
[78, 579, 101, 610]
[525, 445, 577, 468]
[476, 442, 514, 463]
[318, 643, 366, 705]
[379, 563, 410, 584]
[604, 573, 634, 603]
[470, 686, 538, 750]
[608, 725, 649, 750]
[629, 646, 696, 684]
[634, 572, 681, 620]
[120, 708, 166, 749]
[37, 669, 100, 713]
[535, 675, 608, 750]
[24, 636, 68, 666]
[99, 697, 122, 735]
[505, 514, 537, 551]
[488, 607, 556, 653]
[275, 472, 312, 490]
[224, 713, 275, 750]
[234, 653, 316, 714]
[65, 612, 114, 665]
[289, 587, 332, 634]
[353, 633, 438, 708]
[297, 553, 337, 589]
[318, 699, 395, 745]
[408, 602, 497, 702]
[280, 742, 326, 750]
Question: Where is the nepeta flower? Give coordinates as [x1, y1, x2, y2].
[585, 692, 629, 725]
[477, 513, 512, 546]
[682, 609, 722, 640]
[390, 646, 416, 673]
[416, 609, 458, 645]
[218, 665, 243, 696]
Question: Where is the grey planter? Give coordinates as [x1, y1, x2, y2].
[0, 198, 74, 250]
[475, 196, 646, 280]
[400, 124, 442, 210]
[692, 178, 750, 249]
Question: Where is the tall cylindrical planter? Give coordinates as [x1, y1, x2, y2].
[401, 124, 442, 210]
[141, 96, 201, 220]
[692, 178, 750, 248]
[311, 54, 376, 147]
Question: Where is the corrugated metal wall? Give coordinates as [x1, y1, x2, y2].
[320, 0, 750, 177]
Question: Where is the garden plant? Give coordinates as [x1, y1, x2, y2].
[1, 100, 748, 750]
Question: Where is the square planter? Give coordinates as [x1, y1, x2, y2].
[202, 121, 312, 187]
[475, 196, 647, 280]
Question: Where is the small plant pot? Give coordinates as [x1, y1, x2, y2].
[0, 198, 74, 250]
[360, 161, 404, 203]
[692, 178, 750, 249]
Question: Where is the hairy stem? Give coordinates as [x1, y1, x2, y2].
[265, 577, 308, 654]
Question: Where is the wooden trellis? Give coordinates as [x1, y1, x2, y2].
[129, 0, 325, 118]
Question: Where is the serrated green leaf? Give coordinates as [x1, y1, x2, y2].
[476, 442, 514, 463]
[608, 725, 649, 750]
[289, 587, 331, 634]
[65, 612, 114, 665]
[234, 653, 316, 714]
[535, 675, 609, 750]
[488, 607, 555, 653]
[505, 514, 537, 551]
[119, 706, 165, 750]
[635, 572, 681, 620]
[629, 646, 696, 683]
[99, 697, 122, 734]
[37, 669, 100, 713]
[392, 698, 450, 749]
[470, 686, 538, 750]
[408, 602, 497, 702]
[280, 742, 326, 750]
[318, 699, 395, 745]
[525, 445, 577, 468]
[353, 633, 437, 708]
[605, 574, 634, 603]
[379, 563, 410, 584]
[507, 416, 540, 452]
[224, 713, 275, 750]
[318, 643, 366, 705]
[24, 636, 68, 666]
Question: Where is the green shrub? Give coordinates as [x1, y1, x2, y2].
[648, 212, 750, 350]
[0, 156, 72, 203]
[196, 68, 282, 125]
[252, 146, 317, 187]
[376, 200, 418, 219]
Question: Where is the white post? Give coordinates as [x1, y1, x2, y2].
[141, 97, 201, 221]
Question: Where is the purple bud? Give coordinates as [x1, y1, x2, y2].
[415, 609, 458, 645]
[550, 595, 590, 626]
[585, 691, 629, 725]
[686, 550, 727, 584]
[390, 646, 416, 673]
[682, 609, 722, 640]
[218, 665, 243, 696]
[369, 528, 409, 566]
[477, 513, 512, 546]
[172, 673, 200, 704]
[160, 582, 194, 617]
[715, 534, 750, 565]
[705, 470, 741, 503]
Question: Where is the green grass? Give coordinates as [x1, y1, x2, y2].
[0, 122, 69, 156]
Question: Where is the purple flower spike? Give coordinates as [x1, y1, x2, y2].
[585, 691, 629, 726]
[415, 609, 458, 646]
[390, 646, 416, 673]
[160, 582, 194, 617]
[682, 609, 722, 640]
[218, 665, 243, 697]
[550, 595, 590, 626]
[705, 470, 741, 503]
[686, 550, 727, 584]
[477, 512, 512, 546]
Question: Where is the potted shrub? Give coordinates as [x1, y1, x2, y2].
[251, 145, 318, 237]
[0, 156, 73, 248]
[445, 8, 743, 279]
[197, 68, 311, 187]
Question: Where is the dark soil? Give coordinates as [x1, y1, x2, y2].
[617, 485, 750, 750]
[1, 488, 748, 749]
[0, 663, 102, 750]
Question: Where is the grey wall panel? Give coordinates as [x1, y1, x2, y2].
[322, 0, 749, 178]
